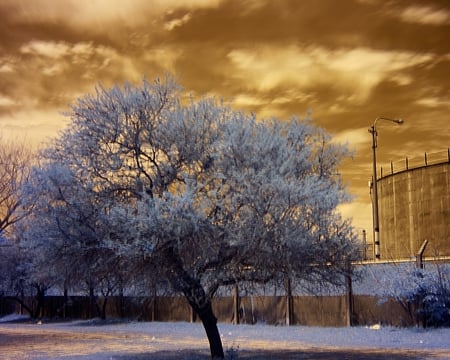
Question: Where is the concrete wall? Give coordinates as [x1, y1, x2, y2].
[378, 162, 450, 259]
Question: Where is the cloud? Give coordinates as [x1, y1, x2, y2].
[142, 47, 184, 73]
[19, 40, 117, 65]
[416, 96, 450, 108]
[227, 45, 434, 104]
[0, 96, 16, 107]
[0, 62, 14, 73]
[232, 90, 314, 109]
[332, 127, 369, 149]
[164, 13, 192, 31]
[232, 93, 266, 108]
[390, 74, 413, 86]
[21, 41, 72, 58]
[0, 109, 67, 147]
[399, 5, 450, 25]
[19, 40, 115, 76]
[6, 39, 152, 108]
[16, 38, 184, 83]
[1, 36, 186, 122]
[3, 0, 223, 28]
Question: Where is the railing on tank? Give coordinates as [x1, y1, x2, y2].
[380, 148, 450, 178]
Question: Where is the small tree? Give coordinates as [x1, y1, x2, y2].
[19, 162, 134, 319]
[0, 237, 56, 319]
[0, 136, 33, 237]
[0, 136, 37, 312]
[35, 75, 358, 359]
[377, 263, 450, 327]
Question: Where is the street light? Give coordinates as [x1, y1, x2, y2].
[369, 116, 404, 260]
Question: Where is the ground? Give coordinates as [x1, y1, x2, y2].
[0, 317, 449, 359]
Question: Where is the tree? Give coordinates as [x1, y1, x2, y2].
[18, 162, 136, 319]
[36, 75, 359, 359]
[0, 135, 33, 237]
[0, 136, 36, 310]
[376, 262, 450, 327]
[0, 235, 57, 319]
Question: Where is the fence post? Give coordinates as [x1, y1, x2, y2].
[151, 287, 157, 322]
[362, 229, 367, 260]
[345, 261, 353, 327]
[284, 275, 294, 326]
[119, 287, 125, 318]
[233, 284, 240, 325]
[416, 239, 429, 270]
[415, 239, 429, 328]
[63, 286, 68, 318]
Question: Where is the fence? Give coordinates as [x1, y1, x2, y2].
[0, 294, 416, 327]
[379, 149, 450, 178]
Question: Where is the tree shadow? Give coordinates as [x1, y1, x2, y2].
[113, 348, 438, 359]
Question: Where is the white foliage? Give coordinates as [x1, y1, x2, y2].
[362, 262, 450, 326]
[20, 75, 358, 301]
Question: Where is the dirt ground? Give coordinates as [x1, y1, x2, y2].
[0, 322, 449, 360]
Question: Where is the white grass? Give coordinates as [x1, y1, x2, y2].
[1, 316, 450, 359]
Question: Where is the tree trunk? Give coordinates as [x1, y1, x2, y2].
[119, 287, 125, 318]
[89, 287, 96, 318]
[100, 297, 108, 320]
[162, 245, 224, 359]
[33, 286, 46, 319]
[63, 287, 68, 319]
[233, 284, 239, 325]
[285, 275, 293, 326]
[192, 300, 224, 360]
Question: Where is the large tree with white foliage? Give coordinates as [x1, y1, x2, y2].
[33, 75, 358, 359]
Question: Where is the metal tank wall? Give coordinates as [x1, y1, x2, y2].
[377, 160, 450, 260]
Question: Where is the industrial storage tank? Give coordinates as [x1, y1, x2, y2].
[377, 150, 450, 260]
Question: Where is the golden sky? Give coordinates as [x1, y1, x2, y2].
[1, 0, 449, 236]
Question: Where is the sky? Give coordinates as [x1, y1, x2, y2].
[0, 0, 449, 238]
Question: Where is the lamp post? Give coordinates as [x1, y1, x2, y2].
[369, 116, 403, 260]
